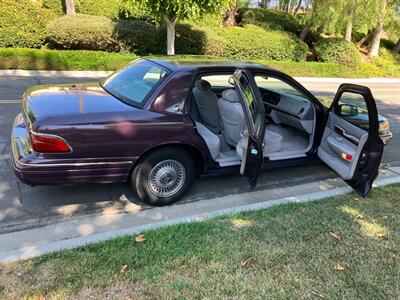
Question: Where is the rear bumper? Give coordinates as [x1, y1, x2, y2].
[11, 113, 135, 185]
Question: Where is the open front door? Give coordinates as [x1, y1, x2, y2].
[232, 69, 265, 188]
[318, 84, 384, 196]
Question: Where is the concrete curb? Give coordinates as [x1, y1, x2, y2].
[0, 69, 112, 78]
[294, 77, 400, 83]
[1, 69, 400, 83]
[1, 174, 399, 264]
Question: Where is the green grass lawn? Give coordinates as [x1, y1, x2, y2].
[1, 48, 400, 78]
[1, 184, 399, 299]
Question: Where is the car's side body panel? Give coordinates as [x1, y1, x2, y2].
[12, 68, 217, 186]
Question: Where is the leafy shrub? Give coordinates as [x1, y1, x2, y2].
[240, 8, 300, 34]
[41, 0, 149, 20]
[46, 14, 157, 54]
[204, 25, 307, 61]
[157, 24, 208, 54]
[0, 0, 54, 48]
[157, 23, 307, 61]
[314, 38, 361, 67]
[76, 0, 121, 18]
[42, 0, 65, 16]
[373, 47, 400, 67]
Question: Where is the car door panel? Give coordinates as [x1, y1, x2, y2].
[239, 130, 263, 188]
[318, 112, 368, 180]
[318, 84, 384, 196]
[233, 69, 265, 188]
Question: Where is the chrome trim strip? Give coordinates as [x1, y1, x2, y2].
[14, 160, 133, 168]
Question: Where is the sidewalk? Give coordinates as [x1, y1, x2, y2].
[1, 166, 399, 263]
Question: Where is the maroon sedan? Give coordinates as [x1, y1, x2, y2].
[12, 59, 384, 205]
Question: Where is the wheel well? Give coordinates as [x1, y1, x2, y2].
[130, 144, 204, 177]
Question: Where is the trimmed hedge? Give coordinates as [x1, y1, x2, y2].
[46, 14, 157, 54]
[207, 25, 308, 61]
[0, 0, 54, 48]
[314, 38, 361, 67]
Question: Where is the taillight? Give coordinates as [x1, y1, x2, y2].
[30, 132, 71, 153]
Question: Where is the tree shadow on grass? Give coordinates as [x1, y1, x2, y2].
[22, 49, 68, 70]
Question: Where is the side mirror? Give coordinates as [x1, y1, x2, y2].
[338, 103, 358, 117]
[228, 76, 235, 86]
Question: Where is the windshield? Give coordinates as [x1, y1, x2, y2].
[101, 59, 170, 108]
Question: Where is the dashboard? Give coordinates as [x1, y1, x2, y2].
[261, 88, 314, 134]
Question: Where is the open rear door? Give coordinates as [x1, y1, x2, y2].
[232, 69, 265, 189]
[318, 84, 384, 196]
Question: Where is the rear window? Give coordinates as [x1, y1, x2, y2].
[101, 60, 169, 108]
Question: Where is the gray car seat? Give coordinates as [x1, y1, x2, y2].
[218, 89, 283, 157]
[236, 130, 283, 158]
[218, 89, 247, 147]
[192, 79, 221, 134]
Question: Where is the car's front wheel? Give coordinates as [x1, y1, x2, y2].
[131, 147, 195, 206]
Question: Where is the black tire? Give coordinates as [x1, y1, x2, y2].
[131, 147, 195, 206]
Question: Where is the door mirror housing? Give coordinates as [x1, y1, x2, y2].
[338, 103, 359, 117]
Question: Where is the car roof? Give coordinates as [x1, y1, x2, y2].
[146, 58, 273, 72]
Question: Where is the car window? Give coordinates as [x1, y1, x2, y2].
[254, 75, 309, 101]
[336, 92, 370, 131]
[235, 71, 264, 139]
[199, 75, 233, 88]
[101, 60, 169, 108]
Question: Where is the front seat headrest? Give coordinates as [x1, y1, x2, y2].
[222, 89, 240, 103]
[195, 79, 211, 91]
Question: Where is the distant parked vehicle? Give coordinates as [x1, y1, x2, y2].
[12, 59, 388, 205]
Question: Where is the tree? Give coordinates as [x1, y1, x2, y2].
[222, 0, 249, 26]
[293, 0, 303, 15]
[386, 2, 400, 52]
[258, 0, 271, 8]
[343, 0, 356, 41]
[368, 0, 388, 57]
[65, 0, 76, 15]
[394, 38, 400, 52]
[297, 0, 338, 41]
[127, 0, 229, 55]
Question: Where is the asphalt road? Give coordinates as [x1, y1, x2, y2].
[0, 75, 399, 233]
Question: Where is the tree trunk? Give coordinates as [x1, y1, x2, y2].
[286, 0, 292, 13]
[344, 20, 353, 42]
[65, 0, 75, 15]
[357, 30, 372, 47]
[293, 0, 302, 15]
[316, 25, 324, 36]
[393, 39, 400, 53]
[368, 0, 387, 57]
[165, 17, 176, 56]
[368, 23, 384, 57]
[299, 24, 311, 41]
[223, 6, 237, 26]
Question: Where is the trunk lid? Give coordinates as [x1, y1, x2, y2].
[22, 82, 131, 127]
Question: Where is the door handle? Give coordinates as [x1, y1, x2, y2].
[334, 125, 359, 145]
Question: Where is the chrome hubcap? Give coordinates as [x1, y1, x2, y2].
[148, 160, 186, 197]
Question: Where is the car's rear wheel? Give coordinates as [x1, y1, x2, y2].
[131, 147, 195, 206]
